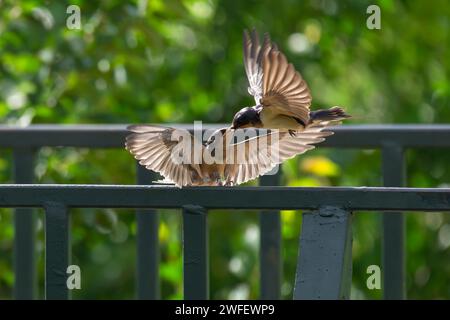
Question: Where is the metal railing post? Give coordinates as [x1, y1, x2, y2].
[13, 148, 36, 300]
[44, 202, 70, 300]
[294, 206, 353, 299]
[182, 205, 209, 300]
[382, 144, 406, 299]
[259, 167, 281, 299]
[136, 165, 160, 299]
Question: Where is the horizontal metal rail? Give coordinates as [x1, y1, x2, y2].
[1, 185, 449, 211]
[1, 124, 450, 148]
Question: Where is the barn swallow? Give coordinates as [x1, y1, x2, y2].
[231, 29, 350, 133]
[125, 121, 337, 187]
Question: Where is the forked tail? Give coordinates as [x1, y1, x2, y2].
[308, 107, 351, 124]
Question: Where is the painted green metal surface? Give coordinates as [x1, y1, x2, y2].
[2, 124, 450, 148]
[12, 148, 36, 300]
[182, 205, 209, 300]
[136, 165, 160, 300]
[259, 169, 281, 300]
[1, 185, 449, 211]
[44, 202, 69, 300]
[382, 144, 406, 300]
[294, 207, 353, 299]
[1, 185, 449, 299]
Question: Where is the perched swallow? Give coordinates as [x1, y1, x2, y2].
[125, 121, 336, 187]
[232, 29, 350, 133]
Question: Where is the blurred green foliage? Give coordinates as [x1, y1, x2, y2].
[1, 0, 450, 299]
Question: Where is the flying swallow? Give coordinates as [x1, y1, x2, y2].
[125, 121, 337, 187]
[231, 29, 350, 133]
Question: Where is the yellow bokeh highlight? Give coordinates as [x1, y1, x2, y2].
[301, 156, 340, 177]
[288, 177, 322, 187]
[156, 101, 175, 121]
[159, 221, 170, 243]
[281, 210, 296, 224]
[305, 21, 322, 44]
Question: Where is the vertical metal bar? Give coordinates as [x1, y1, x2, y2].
[382, 144, 406, 300]
[44, 202, 69, 300]
[294, 207, 353, 300]
[13, 148, 36, 300]
[182, 205, 208, 300]
[136, 165, 160, 299]
[259, 166, 281, 299]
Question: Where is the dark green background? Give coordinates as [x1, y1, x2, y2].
[0, 0, 449, 299]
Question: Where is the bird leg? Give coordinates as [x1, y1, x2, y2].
[223, 180, 234, 187]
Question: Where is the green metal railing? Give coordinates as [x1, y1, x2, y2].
[1, 124, 450, 300]
[1, 185, 450, 299]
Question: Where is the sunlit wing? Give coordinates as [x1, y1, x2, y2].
[224, 124, 335, 185]
[243, 29, 312, 125]
[243, 29, 270, 104]
[125, 125, 203, 187]
[260, 41, 312, 125]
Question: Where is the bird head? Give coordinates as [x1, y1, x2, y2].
[231, 107, 261, 129]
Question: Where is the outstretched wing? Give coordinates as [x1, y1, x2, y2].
[243, 29, 312, 125]
[243, 29, 270, 104]
[125, 125, 203, 187]
[224, 123, 335, 186]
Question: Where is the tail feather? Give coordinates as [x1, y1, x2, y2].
[309, 107, 351, 124]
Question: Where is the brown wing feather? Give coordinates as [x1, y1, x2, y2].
[243, 29, 312, 124]
[261, 45, 312, 124]
[125, 125, 202, 187]
[243, 29, 271, 103]
[224, 124, 333, 185]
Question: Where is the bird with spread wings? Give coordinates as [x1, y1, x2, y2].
[125, 29, 350, 187]
[125, 123, 335, 187]
[232, 29, 350, 133]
